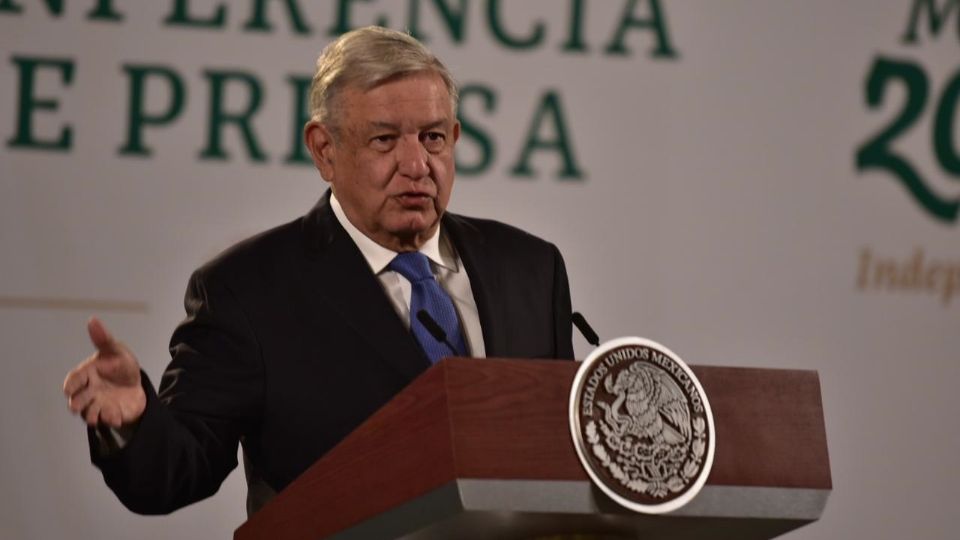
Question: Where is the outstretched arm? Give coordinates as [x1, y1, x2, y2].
[63, 269, 264, 515]
[63, 317, 146, 429]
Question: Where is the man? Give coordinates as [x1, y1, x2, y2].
[63, 26, 574, 516]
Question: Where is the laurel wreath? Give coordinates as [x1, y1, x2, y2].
[587, 417, 706, 499]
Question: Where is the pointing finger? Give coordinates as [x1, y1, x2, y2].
[87, 317, 117, 354]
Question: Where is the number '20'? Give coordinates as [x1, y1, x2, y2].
[856, 56, 960, 223]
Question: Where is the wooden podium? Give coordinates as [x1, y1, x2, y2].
[235, 359, 831, 539]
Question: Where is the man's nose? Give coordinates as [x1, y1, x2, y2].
[396, 137, 429, 179]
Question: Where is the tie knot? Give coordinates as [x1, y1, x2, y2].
[389, 252, 434, 283]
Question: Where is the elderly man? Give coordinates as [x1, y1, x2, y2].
[63, 26, 574, 515]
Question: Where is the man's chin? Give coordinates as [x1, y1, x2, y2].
[400, 208, 441, 229]
[384, 214, 441, 247]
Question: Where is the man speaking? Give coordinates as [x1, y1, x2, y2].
[63, 26, 574, 515]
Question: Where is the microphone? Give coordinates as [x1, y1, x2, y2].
[416, 309, 460, 356]
[571, 312, 600, 347]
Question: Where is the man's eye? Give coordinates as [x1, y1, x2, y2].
[422, 132, 446, 150]
[370, 135, 396, 149]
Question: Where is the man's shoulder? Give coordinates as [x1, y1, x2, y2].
[193, 195, 336, 281]
[195, 216, 307, 283]
[445, 213, 553, 247]
[445, 212, 559, 255]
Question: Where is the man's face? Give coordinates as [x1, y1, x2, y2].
[307, 72, 460, 252]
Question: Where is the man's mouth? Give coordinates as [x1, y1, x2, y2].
[395, 192, 433, 206]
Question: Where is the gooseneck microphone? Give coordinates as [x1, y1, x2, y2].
[571, 312, 600, 347]
[416, 309, 460, 356]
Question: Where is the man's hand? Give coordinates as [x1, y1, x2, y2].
[63, 317, 147, 429]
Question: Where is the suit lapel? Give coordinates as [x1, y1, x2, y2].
[300, 195, 430, 381]
[443, 213, 506, 357]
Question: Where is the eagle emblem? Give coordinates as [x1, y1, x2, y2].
[600, 362, 691, 447]
[569, 338, 715, 514]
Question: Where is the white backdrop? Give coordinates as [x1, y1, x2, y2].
[1, 1, 958, 538]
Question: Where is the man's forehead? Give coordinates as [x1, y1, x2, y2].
[362, 70, 449, 93]
[341, 83, 453, 124]
[335, 70, 443, 101]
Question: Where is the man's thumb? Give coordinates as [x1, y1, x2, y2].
[87, 316, 117, 354]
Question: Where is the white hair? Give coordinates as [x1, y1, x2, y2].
[309, 26, 459, 131]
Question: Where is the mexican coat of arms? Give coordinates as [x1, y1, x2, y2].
[569, 337, 715, 514]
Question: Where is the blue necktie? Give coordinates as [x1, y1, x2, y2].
[389, 252, 467, 363]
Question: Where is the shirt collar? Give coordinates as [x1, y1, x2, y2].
[329, 192, 458, 274]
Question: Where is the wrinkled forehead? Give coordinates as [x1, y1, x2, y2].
[340, 74, 456, 124]
[335, 70, 455, 115]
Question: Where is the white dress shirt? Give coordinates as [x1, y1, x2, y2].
[329, 193, 486, 357]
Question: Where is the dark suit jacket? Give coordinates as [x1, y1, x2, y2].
[92, 194, 574, 515]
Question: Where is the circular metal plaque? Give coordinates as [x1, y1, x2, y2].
[569, 337, 716, 514]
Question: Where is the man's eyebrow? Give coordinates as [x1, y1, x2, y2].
[368, 121, 400, 131]
[420, 119, 447, 131]
[366, 119, 449, 131]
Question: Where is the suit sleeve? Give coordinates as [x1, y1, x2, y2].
[90, 269, 264, 515]
[551, 243, 575, 360]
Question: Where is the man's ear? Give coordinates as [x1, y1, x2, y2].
[304, 121, 336, 182]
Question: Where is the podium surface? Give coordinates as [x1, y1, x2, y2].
[236, 358, 830, 540]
